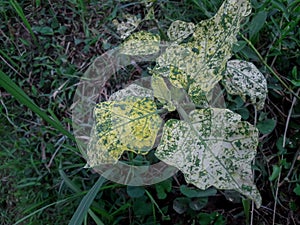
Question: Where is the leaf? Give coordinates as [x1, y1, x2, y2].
[269, 165, 281, 181]
[109, 83, 153, 101]
[257, 119, 276, 134]
[249, 11, 268, 40]
[151, 67, 193, 112]
[87, 97, 162, 166]
[155, 108, 262, 208]
[0, 70, 74, 141]
[167, 20, 195, 43]
[180, 185, 217, 198]
[113, 13, 142, 39]
[156, 0, 252, 104]
[119, 31, 160, 55]
[151, 73, 176, 111]
[189, 198, 208, 211]
[173, 197, 190, 214]
[155, 179, 172, 200]
[68, 176, 106, 225]
[293, 183, 300, 196]
[223, 60, 268, 110]
[127, 186, 145, 198]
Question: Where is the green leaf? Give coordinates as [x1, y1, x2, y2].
[155, 179, 172, 200]
[155, 108, 262, 208]
[189, 198, 208, 211]
[249, 11, 268, 40]
[173, 197, 190, 214]
[119, 31, 160, 55]
[293, 184, 300, 196]
[223, 60, 268, 110]
[180, 185, 217, 198]
[33, 26, 54, 35]
[269, 165, 281, 181]
[68, 176, 106, 225]
[0, 70, 74, 141]
[257, 119, 276, 134]
[87, 97, 162, 166]
[127, 186, 145, 198]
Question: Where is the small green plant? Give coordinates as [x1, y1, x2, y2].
[86, 0, 267, 208]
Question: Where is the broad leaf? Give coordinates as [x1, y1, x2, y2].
[223, 60, 268, 110]
[155, 108, 262, 207]
[167, 20, 195, 43]
[156, 0, 252, 104]
[151, 69, 194, 112]
[119, 31, 160, 55]
[109, 83, 153, 101]
[87, 97, 162, 166]
[151, 74, 176, 111]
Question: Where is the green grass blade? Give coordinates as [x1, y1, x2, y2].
[59, 168, 106, 225]
[0, 70, 75, 141]
[68, 176, 106, 225]
[9, 0, 39, 47]
[13, 194, 83, 225]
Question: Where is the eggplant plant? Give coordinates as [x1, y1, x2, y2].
[85, 0, 267, 208]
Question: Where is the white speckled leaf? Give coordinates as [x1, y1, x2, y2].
[156, 0, 251, 104]
[109, 84, 153, 101]
[223, 60, 268, 110]
[155, 108, 262, 207]
[119, 31, 160, 55]
[87, 97, 162, 166]
[167, 20, 195, 43]
[113, 13, 142, 39]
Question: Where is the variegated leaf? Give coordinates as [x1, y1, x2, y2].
[119, 31, 160, 55]
[155, 108, 262, 208]
[113, 13, 142, 39]
[109, 83, 153, 101]
[223, 60, 268, 110]
[167, 20, 195, 43]
[87, 97, 162, 166]
[156, 0, 251, 104]
[151, 68, 193, 112]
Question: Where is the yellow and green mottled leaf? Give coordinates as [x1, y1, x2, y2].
[109, 83, 153, 101]
[155, 108, 262, 208]
[167, 20, 195, 43]
[113, 13, 142, 39]
[223, 60, 268, 110]
[151, 74, 176, 111]
[87, 97, 162, 166]
[151, 69, 193, 112]
[119, 31, 160, 55]
[156, 0, 251, 104]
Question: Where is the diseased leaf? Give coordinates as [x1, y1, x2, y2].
[119, 31, 160, 55]
[156, 0, 252, 104]
[223, 60, 268, 110]
[155, 108, 262, 207]
[87, 97, 162, 166]
[113, 13, 142, 39]
[167, 20, 195, 43]
[151, 74, 176, 111]
[109, 83, 153, 101]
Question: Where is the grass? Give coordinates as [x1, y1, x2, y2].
[0, 0, 299, 224]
